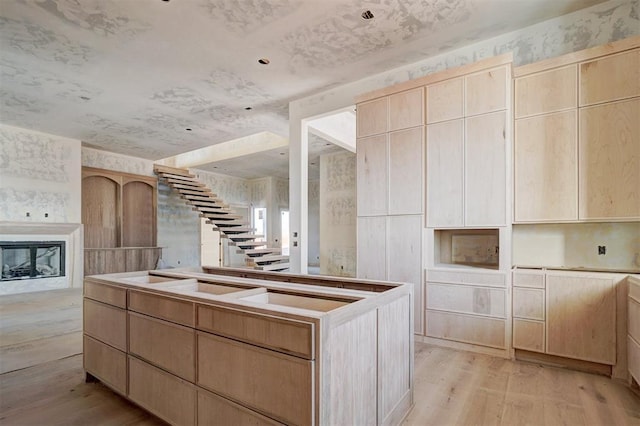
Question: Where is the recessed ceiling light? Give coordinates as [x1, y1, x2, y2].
[79, 96, 90, 101]
[279, 152, 285, 156]
[185, 128, 192, 131]
[310, 162, 316, 165]
[258, 58, 270, 65]
[361, 10, 374, 20]
[245, 106, 253, 110]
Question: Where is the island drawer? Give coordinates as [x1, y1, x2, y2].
[197, 304, 314, 359]
[128, 289, 194, 326]
[84, 298, 127, 351]
[196, 332, 313, 426]
[198, 388, 283, 426]
[128, 312, 196, 382]
[128, 356, 196, 426]
[84, 280, 127, 308]
[83, 335, 127, 395]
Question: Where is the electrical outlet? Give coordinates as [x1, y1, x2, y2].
[598, 245, 606, 255]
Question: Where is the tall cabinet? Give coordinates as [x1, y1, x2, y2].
[356, 87, 425, 334]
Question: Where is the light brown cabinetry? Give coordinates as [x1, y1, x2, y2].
[629, 277, 640, 384]
[197, 332, 313, 426]
[425, 268, 507, 350]
[356, 87, 424, 335]
[84, 270, 414, 425]
[425, 63, 510, 228]
[128, 355, 197, 426]
[357, 97, 388, 138]
[547, 273, 616, 364]
[356, 134, 387, 216]
[514, 44, 639, 223]
[82, 167, 161, 275]
[512, 269, 618, 366]
[579, 98, 640, 220]
[514, 110, 578, 221]
[426, 120, 464, 227]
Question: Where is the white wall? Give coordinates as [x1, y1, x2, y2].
[308, 179, 320, 266]
[0, 124, 81, 223]
[0, 124, 83, 292]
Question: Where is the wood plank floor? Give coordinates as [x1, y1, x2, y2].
[1, 288, 639, 425]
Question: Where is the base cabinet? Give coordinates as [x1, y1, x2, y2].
[513, 269, 618, 366]
[84, 270, 413, 426]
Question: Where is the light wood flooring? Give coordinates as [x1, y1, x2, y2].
[1, 288, 639, 425]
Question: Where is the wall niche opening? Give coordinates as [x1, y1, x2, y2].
[434, 229, 499, 269]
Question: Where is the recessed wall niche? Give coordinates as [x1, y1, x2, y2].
[434, 229, 500, 269]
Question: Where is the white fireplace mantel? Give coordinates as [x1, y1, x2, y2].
[0, 222, 83, 295]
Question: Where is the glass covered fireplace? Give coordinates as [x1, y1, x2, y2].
[0, 241, 65, 281]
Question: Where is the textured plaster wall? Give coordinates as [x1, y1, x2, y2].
[0, 124, 81, 223]
[320, 151, 356, 277]
[308, 179, 320, 266]
[82, 146, 154, 176]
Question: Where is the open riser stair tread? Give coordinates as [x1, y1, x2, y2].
[154, 164, 288, 270]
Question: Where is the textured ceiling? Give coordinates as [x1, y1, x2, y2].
[1, 0, 607, 165]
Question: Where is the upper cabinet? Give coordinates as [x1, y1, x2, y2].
[357, 97, 388, 138]
[426, 78, 464, 124]
[389, 87, 424, 131]
[465, 66, 508, 116]
[579, 98, 640, 220]
[514, 65, 577, 118]
[426, 63, 511, 228]
[579, 49, 640, 106]
[514, 42, 640, 223]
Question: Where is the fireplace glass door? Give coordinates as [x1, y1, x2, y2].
[1, 242, 65, 281]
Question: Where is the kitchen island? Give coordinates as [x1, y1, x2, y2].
[83, 267, 413, 426]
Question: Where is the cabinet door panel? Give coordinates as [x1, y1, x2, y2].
[514, 110, 578, 222]
[357, 216, 386, 280]
[357, 97, 388, 137]
[466, 66, 508, 116]
[513, 319, 545, 353]
[515, 65, 577, 118]
[426, 77, 463, 123]
[388, 215, 423, 333]
[512, 287, 544, 320]
[579, 99, 640, 220]
[357, 134, 388, 216]
[389, 87, 424, 131]
[389, 128, 423, 215]
[426, 120, 464, 227]
[465, 112, 507, 226]
[580, 49, 640, 106]
[547, 274, 616, 364]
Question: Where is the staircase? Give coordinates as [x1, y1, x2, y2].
[154, 165, 289, 272]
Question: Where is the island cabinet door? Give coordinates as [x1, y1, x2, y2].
[546, 274, 616, 364]
[197, 332, 313, 426]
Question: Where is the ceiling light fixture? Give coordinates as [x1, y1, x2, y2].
[245, 107, 253, 110]
[185, 128, 192, 131]
[361, 10, 374, 20]
[79, 96, 90, 101]
[279, 152, 285, 156]
[258, 58, 270, 65]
